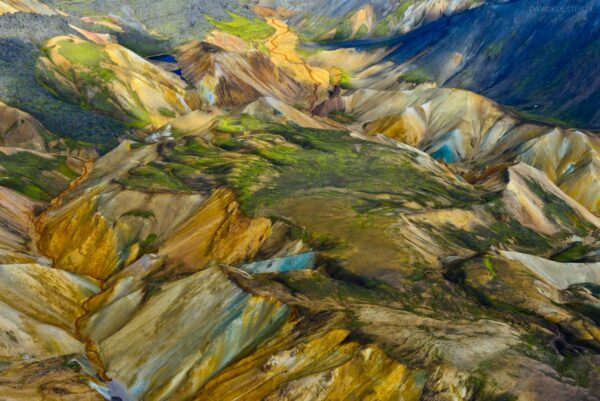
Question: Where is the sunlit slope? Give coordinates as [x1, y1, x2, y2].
[37, 35, 196, 130]
[329, 88, 600, 213]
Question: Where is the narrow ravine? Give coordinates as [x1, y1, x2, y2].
[265, 18, 326, 109]
[34, 157, 93, 234]
[31, 156, 112, 384]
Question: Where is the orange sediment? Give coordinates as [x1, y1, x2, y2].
[32, 157, 110, 380]
[265, 18, 329, 109]
[34, 158, 93, 234]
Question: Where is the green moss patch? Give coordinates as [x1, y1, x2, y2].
[0, 151, 76, 201]
[44, 38, 155, 129]
[158, 107, 177, 118]
[206, 13, 275, 44]
[482, 257, 496, 278]
[328, 111, 356, 124]
[525, 177, 592, 234]
[116, 162, 190, 192]
[275, 269, 400, 304]
[56, 40, 106, 67]
[401, 67, 434, 84]
[158, 116, 480, 221]
[373, 1, 413, 37]
[551, 242, 595, 262]
[334, 19, 353, 41]
[121, 209, 156, 219]
[485, 42, 504, 58]
[338, 69, 353, 89]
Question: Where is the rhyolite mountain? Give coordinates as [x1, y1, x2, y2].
[250, 0, 489, 40]
[331, 0, 600, 129]
[254, 0, 599, 129]
[0, 1, 599, 401]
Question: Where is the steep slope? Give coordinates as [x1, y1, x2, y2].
[0, 12, 125, 144]
[326, 87, 600, 212]
[0, 103, 101, 262]
[0, 101, 50, 151]
[0, 186, 40, 263]
[0, 258, 102, 399]
[263, 18, 329, 107]
[89, 266, 289, 401]
[0, 148, 80, 202]
[0, 115, 103, 396]
[178, 40, 303, 108]
[37, 135, 272, 279]
[378, 0, 599, 128]
[178, 20, 330, 109]
[460, 250, 600, 349]
[37, 35, 195, 130]
[0, 355, 103, 401]
[0, 103, 98, 203]
[192, 314, 423, 401]
[0, 263, 99, 361]
[251, 0, 487, 40]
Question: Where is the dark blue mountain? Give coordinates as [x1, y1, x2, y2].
[380, 0, 599, 128]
